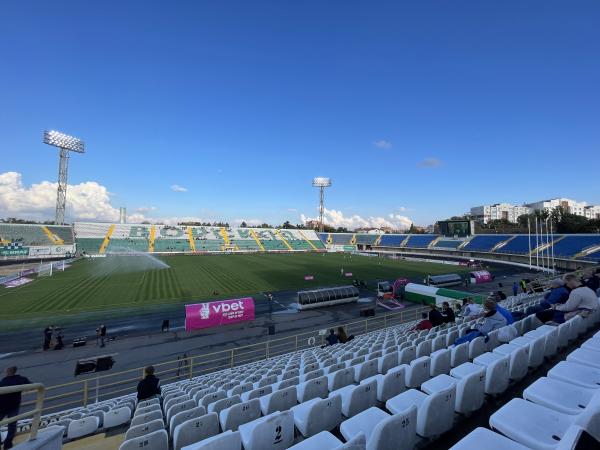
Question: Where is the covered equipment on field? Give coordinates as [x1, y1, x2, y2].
[404, 283, 485, 306]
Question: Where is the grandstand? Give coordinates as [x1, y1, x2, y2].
[74, 223, 325, 254]
[8, 289, 600, 449]
[0, 223, 73, 246]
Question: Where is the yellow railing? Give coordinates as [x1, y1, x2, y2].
[20, 305, 427, 416]
[1, 383, 45, 441]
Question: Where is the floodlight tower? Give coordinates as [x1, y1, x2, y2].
[43, 130, 85, 225]
[312, 177, 331, 232]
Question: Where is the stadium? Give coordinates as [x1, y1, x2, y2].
[2, 2, 600, 450]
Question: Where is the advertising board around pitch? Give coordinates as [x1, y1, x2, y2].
[185, 297, 255, 331]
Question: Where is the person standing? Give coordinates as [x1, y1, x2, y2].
[512, 282, 519, 297]
[97, 324, 107, 347]
[42, 326, 53, 351]
[136, 366, 161, 401]
[0, 366, 31, 449]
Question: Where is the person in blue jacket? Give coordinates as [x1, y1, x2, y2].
[526, 279, 569, 316]
[495, 303, 514, 325]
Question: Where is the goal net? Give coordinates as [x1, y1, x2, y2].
[37, 262, 53, 277]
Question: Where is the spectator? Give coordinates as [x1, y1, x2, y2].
[440, 302, 455, 324]
[529, 279, 570, 318]
[495, 302, 515, 325]
[583, 268, 600, 295]
[520, 279, 527, 293]
[43, 325, 53, 351]
[97, 324, 107, 348]
[454, 303, 463, 318]
[0, 366, 31, 450]
[336, 327, 348, 344]
[137, 366, 161, 401]
[161, 319, 170, 332]
[414, 312, 432, 331]
[512, 282, 519, 297]
[553, 274, 599, 321]
[428, 305, 444, 327]
[467, 299, 507, 335]
[325, 329, 339, 346]
[496, 290, 507, 301]
[462, 298, 483, 320]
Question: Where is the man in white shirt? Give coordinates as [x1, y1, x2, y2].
[554, 274, 599, 321]
[462, 298, 483, 320]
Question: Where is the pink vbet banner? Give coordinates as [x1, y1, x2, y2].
[185, 297, 255, 331]
[470, 270, 493, 284]
[304, 275, 314, 281]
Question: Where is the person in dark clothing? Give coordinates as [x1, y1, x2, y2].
[54, 329, 64, 350]
[161, 319, 170, 332]
[428, 305, 444, 327]
[97, 324, 107, 347]
[137, 366, 161, 401]
[336, 327, 348, 344]
[440, 302, 456, 323]
[0, 366, 31, 449]
[512, 282, 519, 297]
[43, 326, 53, 351]
[496, 291, 507, 301]
[531, 279, 570, 321]
[325, 329, 339, 346]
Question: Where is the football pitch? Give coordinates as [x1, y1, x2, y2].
[0, 253, 470, 320]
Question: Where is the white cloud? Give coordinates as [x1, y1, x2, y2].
[373, 139, 392, 149]
[0, 171, 121, 222]
[418, 158, 442, 168]
[170, 184, 188, 192]
[300, 208, 413, 231]
[136, 206, 157, 213]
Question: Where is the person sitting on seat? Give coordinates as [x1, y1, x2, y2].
[325, 329, 339, 346]
[414, 312, 432, 331]
[464, 299, 507, 336]
[428, 304, 444, 327]
[137, 366, 161, 401]
[528, 279, 570, 317]
[440, 301, 456, 323]
[552, 274, 599, 322]
[336, 326, 348, 344]
[462, 298, 483, 320]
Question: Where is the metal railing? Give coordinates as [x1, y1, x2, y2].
[0, 383, 45, 441]
[20, 305, 428, 417]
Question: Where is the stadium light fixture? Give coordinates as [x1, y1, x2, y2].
[43, 130, 86, 225]
[312, 177, 331, 233]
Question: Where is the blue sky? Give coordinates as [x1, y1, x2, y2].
[1, 0, 599, 228]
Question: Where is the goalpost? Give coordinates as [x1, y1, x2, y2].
[37, 260, 66, 278]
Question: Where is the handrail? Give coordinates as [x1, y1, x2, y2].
[19, 305, 428, 417]
[0, 383, 45, 441]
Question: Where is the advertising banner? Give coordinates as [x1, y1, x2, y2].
[0, 247, 29, 257]
[28, 245, 76, 257]
[185, 297, 255, 331]
[3, 277, 33, 288]
[304, 275, 314, 280]
[469, 270, 493, 284]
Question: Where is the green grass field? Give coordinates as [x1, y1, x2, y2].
[0, 253, 470, 320]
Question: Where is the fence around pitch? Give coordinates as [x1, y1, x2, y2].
[19, 305, 428, 418]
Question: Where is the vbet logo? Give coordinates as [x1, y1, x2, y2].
[185, 297, 255, 331]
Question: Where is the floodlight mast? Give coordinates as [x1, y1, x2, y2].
[43, 130, 85, 225]
[312, 177, 331, 232]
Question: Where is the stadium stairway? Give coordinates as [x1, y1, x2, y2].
[13, 289, 600, 450]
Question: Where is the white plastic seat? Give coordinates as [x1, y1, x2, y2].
[255, 375, 278, 389]
[524, 327, 559, 358]
[291, 394, 343, 437]
[134, 404, 161, 417]
[67, 416, 99, 440]
[486, 329, 501, 351]
[468, 336, 487, 360]
[327, 368, 355, 391]
[302, 362, 320, 374]
[259, 385, 297, 415]
[340, 405, 417, 450]
[137, 398, 159, 409]
[386, 383, 455, 437]
[430, 348, 451, 377]
[297, 376, 328, 403]
[170, 405, 206, 437]
[273, 377, 299, 391]
[300, 369, 325, 383]
[416, 339, 432, 358]
[354, 360, 378, 382]
[130, 410, 163, 428]
[241, 385, 272, 402]
[220, 398, 262, 431]
[361, 365, 406, 403]
[451, 343, 469, 368]
[493, 344, 529, 381]
[103, 406, 131, 429]
[524, 377, 598, 415]
[193, 387, 217, 404]
[119, 429, 168, 450]
[200, 390, 227, 409]
[325, 363, 346, 374]
[510, 336, 545, 368]
[398, 346, 416, 365]
[228, 382, 254, 397]
[489, 395, 600, 449]
[473, 352, 510, 395]
[404, 356, 431, 388]
[173, 413, 220, 450]
[238, 410, 294, 450]
[582, 337, 600, 352]
[548, 361, 600, 389]
[167, 399, 195, 428]
[432, 335, 446, 352]
[329, 379, 377, 418]
[207, 395, 241, 415]
[446, 329, 459, 347]
[567, 348, 600, 369]
[377, 353, 398, 375]
[450, 427, 530, 450]
[287, 431, 366, 450]
[180, 429, 241, 450]
[449, 363, 486, 414]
